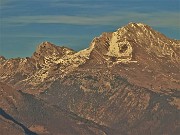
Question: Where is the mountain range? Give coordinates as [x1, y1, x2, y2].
[0, 23, 180, 135]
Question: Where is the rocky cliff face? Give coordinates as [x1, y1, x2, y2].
[0, 23, 180, 135]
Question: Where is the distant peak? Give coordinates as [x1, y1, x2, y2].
[117, 22, 152, 31]
[115, 22, 157, 39]
[35, 41, 57, 53]
[129, 22, 146, 25]
[38, 41, 55, 48]
[37, 41, 74, 51]
[0, 56, 6, 61]
[126, 22, 148, 27]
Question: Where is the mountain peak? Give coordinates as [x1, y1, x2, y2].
[0, 56, 6, 61]
[86, 22, 180, 65]
[35, 41, 56, 53]
[0, 56, 6, 64]
[39, 41, 54, 47]
[117, 22, 153, 34]
[35, 41, 75, 55]
[125, 22, 150, 28]
[33, 41, 61, 58]
[127, 22, 147, 26]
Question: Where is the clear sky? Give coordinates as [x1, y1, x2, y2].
[0, 0, 180, 58]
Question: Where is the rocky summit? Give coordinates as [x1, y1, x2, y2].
[0, 23, 180, 135]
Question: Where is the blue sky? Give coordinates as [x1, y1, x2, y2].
[0, 0, 180, 58]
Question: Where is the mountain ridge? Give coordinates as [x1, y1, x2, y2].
[0, 22, 179, 93]
[0, 22, 180, 135]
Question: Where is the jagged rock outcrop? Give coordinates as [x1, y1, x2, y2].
[0, 23, 180, 135]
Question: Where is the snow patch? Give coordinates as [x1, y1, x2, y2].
[106, 32, 133, 59]
[137, 23, 146, 27]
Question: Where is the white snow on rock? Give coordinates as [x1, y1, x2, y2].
[106, 31, 133, 62]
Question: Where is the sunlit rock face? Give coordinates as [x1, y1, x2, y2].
[0, 23, 180, 135]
